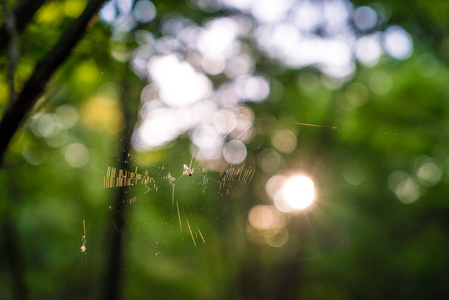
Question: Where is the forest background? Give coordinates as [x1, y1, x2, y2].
[1, 0, 449, 299]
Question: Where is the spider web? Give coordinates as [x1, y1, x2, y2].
[103, 124, 256, 255]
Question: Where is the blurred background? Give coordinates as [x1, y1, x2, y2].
[1, 0, 449, 299]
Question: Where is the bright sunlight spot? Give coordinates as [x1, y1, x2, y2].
[282, 175, 315, 210]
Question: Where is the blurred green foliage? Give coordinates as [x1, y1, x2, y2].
[1, 0, 449, 299]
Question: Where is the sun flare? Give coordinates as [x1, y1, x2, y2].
[282, 175, 315, 210]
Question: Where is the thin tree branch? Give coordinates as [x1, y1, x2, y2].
[1, 0, 20, 103]
[0, 0, 107, 167]
[102, 73, 140, 300]
[102, 135, 129, 300]
[0, 0, 46, 53]
[2, 213, 28, 300]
